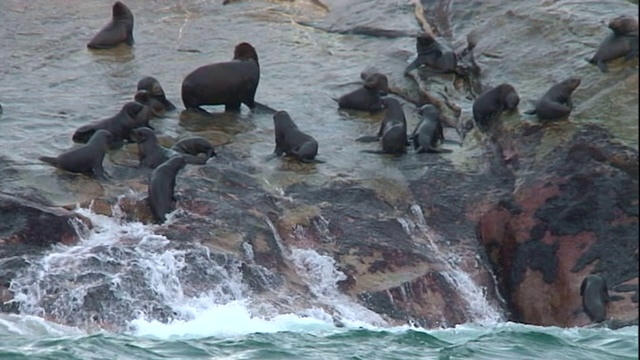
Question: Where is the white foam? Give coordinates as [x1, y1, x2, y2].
[0, 313, 84, 337]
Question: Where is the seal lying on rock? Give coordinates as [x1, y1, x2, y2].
[181, 42, 261, 113]
[336, 73, 389, 112]
[87, 1, 134, 49]
[72, 101, 146, 148]
[472, 83, 520, 132]
[589, 15, 639, 73]
[39, 129, 113, 180]
[580, 274, 610, 323]
[412, 104, 450, 153]
[404, 33, 457, 75]
[270, 110, 319, 163]
[525, 77, 581, 122]
[148, 156, 186, 223]
[357, 97, 408, 155]
[137, 76, 176, 115]
[131, 127, 208, 169]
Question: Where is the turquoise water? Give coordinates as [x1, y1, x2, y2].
[0, 315, 637, 360]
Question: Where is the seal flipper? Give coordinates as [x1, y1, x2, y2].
[356, 135, 380, 143]
[253, 101, 278, 114]
[596, 60, 609, 73]
[39, 156, 59, 167]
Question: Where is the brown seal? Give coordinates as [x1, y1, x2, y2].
[404, 33, 457, 75]
[39, 129, 113, 180]
[72, 101, 146, 148]
[131, 127, 208, 169]
[171, 137, 217, 159]
[271, 110, 319, 163]
[336, 73, 389, 112]
[357, 97, 408, 155]
[472, 83, 520, 132]
[148, 156, 186, 223]
[525, 77, 581, 122]
[87, 1, 134, 49]
[412, 104, 450, 153]
[589, 15, 639, 73]
[580, 274, 610, 323]
[137, 76, 176, 115]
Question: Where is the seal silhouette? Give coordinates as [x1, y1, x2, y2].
[580, 274, 610, 323]
[39, 129, 113, 179]
[357, 97, 408, 154]
[137, 76, 176, 115]
[72, 101, 146, 148]
[472, 83, 520, 132]
[171, 137, 217, 159]
[181, 42, 260, 112]
[525, 77, 581, 122]
[87, 1, 134, 49]
[412, 104, 450, 153]
[148, 156, 186, 223]
[131, 127, 208, 169]
[589, 15, 639, 72]
[336, 73, 389, 112]
[271, 110, 319, 163]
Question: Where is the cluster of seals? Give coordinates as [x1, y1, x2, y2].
[472, 84, 520, 132]
[336, 72, 390, 112]
[148, 156, 187, 223]
[412, 104, 450, 154]
[39, 129, 113, 180]
[87, 1, 134, 49]
[525, 77, 582, 122]
[589, 15, 639, 73]
[271, 111, 319, 163]
[580, 274, 610, 323]
[181, 42, 260, 113]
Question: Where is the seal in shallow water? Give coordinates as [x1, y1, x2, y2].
[131, 127, 208, 168]
[336, 72, 389, 112]
[357, 97, 408, 155]
[72, 101, 145, 148]
[472, 83, 520, 132]
[580, 274, 610, 323]
[148, 156, 186, 223]
[181, 42, 260, 113]
[39, 129, 113, 180]
[525, 77, 581, 122]
[171, 137, 217, 159]
[412, 104, 450, 153]
[136, 76, 176, 115]
[87, 1, 134, 49]
[589, 15, 639, 73]
[271, 110, 319, 163]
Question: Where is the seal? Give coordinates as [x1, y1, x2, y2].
[87, 1, 134, 49]
[357, 97, 408, 154]
[336, 73, 389, 112]
[133, 90, 155, 129]
[472, 83, 520, 132]
[271, 110, 319, 163]
[137, 76, 176, 115]
[525, 77, 581, 122]
[131, 127, 208, 168]
[404, 33, 457, 75]
[171, 137, 217, 159]
[580, 274, 610, 323]
[39, 129, 113, 180]
[589, 15, 639, 73]
[72, 101, 146, 148]
[148, 156, 186, 224]
[181, 42, 260, 112]
[412, 104, 450, 153]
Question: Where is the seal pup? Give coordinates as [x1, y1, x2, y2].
[404, 33, 457, 75]
[181, 42, 261, 113]
[131, 127, 208, 169]
[357, 97, 408, 155]
[336, 73, 389, 112]
[136, 76, 176, 115]
[580, 274, 610, 323]
[72, 101, 146, 148]
[412, 104, 451, 153]
[525, 77, 581, 122]
[171, 137, 217, 159]
[589, 15, 639, 72]
[87, 1, 134, 49]
[148, 156, 186, 224]
[39, 129, 113, 180]
[472, 84, 520, 132]
[132, 90, 155, 129]
[270, 110, 320, 163]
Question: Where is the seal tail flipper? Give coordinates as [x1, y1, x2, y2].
[356, 135, 380, 143]
[427, 146, 453, 153]
[39, 156, 58, 167]
[596, 61, 609, 73]
[253, 101, 278, 114]
[264, 153, 279, 162]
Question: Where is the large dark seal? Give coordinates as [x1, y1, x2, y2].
[525, 77, 581, 122]
[412, 104, 450, 153]
[87, 1, 134, 49]
[336, 73, 390, 112]
[580, 274, 610, 323]
[131, 127, 208, 169]
[589, 15, 639, 73]
[171, 137, 217, 159]
[72, 101, 146, 148]
[181, 42, 260, 112]
[39, 129, 113, 180]
[357, 97, 408, 154]
[404, 33, 457, 75]
[472, 83, 520, 132]
[137, 76, 176, 115]
[148, 156, 186, 223]
[271, 110, 319, 163]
